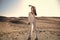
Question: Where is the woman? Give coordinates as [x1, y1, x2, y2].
[28, 5, 38, 40]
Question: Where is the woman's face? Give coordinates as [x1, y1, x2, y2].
[31, 7, 34, 12]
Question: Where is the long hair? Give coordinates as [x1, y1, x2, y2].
[29, 5, 37, 16]
[31, 6, 37, 16]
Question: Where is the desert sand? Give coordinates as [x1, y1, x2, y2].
[0, 16, 60, 40]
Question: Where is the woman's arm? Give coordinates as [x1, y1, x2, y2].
[27, 12, 31, 25]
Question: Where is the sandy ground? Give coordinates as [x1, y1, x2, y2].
[0, 17, 60, 40]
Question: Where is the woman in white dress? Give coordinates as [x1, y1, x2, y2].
[28, 5, 38, 40]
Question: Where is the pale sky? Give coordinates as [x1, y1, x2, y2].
[0, 0, 60, 17]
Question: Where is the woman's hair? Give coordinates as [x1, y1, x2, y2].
[31, 6, 37, 16]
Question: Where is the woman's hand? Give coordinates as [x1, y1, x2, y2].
[27, 22, 30, 25]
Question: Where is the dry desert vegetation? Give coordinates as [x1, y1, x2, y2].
[0, 16, 60, 40]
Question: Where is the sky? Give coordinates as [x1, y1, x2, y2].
[0, 0, 60, 17]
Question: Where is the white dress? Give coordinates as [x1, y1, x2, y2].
[28, 12, 36, 35]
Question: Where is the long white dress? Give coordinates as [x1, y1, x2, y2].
[28, 12, 37, 36]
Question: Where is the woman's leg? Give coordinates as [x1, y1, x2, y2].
[33, 22, 38, 40]
[28, 23, 33, 40]
[28, 24, 31, 40]
[31, 23, 34, 36]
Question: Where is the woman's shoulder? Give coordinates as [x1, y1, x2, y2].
[29, 12, 32, 13]
[29, 12, 32, 14]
